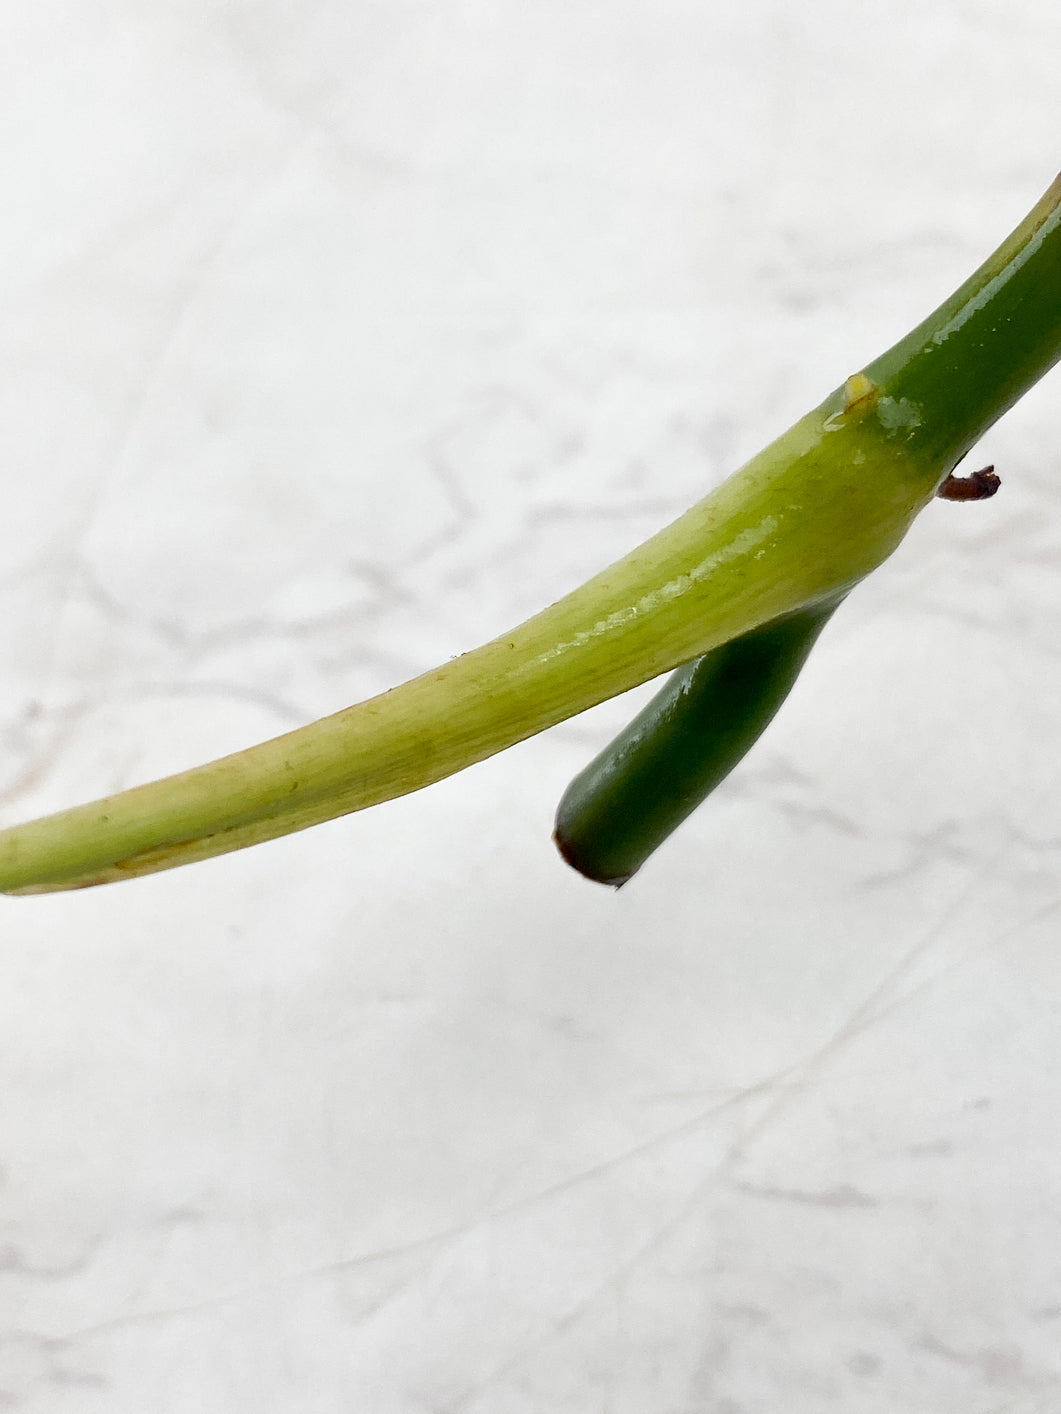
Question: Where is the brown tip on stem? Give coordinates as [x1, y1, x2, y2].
[936, 465, 1000, 501]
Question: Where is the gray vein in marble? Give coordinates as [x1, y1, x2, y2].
[0, 1241, 97, 1282]
[427, 927, 984, 1411]
[0, 1331, 106, 1409]
[915, 1333, 1030, 1385]
[55, 1073, 779, 1351]
[0, 700, 86, 808]
[44, 884, 1001, 1400]
[730, 1179, 879, 1210]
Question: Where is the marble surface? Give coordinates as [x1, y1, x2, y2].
[2, 3, 1061, 1409]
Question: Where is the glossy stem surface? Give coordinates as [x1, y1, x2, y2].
[865, 173, 1061, 461]
[2, 175, 1060, 893]
[554, 601, 838, 886]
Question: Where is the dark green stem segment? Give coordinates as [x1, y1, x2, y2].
[554, 600, 838, 885]
[864, 172, 1061, 463]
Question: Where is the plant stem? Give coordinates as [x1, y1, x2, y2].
[554, 599, 840, 886]
[2, 174, 1060, 893]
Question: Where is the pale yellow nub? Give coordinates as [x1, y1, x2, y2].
[842, 371, 878, 411]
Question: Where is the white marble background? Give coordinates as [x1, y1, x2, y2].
[1, 2, 1060, 1410]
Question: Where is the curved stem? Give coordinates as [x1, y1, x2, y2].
[3, 175, 1061, 893]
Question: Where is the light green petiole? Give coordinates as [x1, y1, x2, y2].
[3, 174, 1061, 893]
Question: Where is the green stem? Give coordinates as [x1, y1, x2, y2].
[553, 600, 840, 886]
[3, 174, 1061, 893]
[865, 174, 1061, 461]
